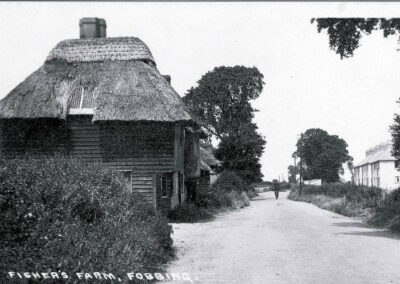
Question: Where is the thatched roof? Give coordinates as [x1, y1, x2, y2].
[0, 37, 193, 123]
[200, 146, 220, 173]
[47, 37, 155, 65]
[200, 147, 220, 167]
[200, 160, 212, 172]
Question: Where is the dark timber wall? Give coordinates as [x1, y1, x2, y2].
[0, 118, 70, 158]
[0, 116, 181, 211]
[100, 120, 175, 205]
[68, 116, 101, 162]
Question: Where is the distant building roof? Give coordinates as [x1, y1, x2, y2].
[200, 147, 220, 167]
[200, 160, 212, 172]
[355, 142, 395, 167]
[200, 146, 221, 173]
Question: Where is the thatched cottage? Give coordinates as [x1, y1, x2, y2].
[0, 18, 205, 214]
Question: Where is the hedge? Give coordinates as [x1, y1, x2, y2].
[0, 157, 173, 282]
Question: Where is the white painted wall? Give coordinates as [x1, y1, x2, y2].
[210, 173, 219, 185]
[304, 179, 322, 186]
[354, 161, 400, 191]
[379, 161, 400, 191]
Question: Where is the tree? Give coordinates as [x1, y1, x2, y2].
[183, 66, 266, 184]
[183, 66, 264, 139]
[214, 123, 266, 184]
[312, 18, 400, 59]
[293, 128, 352, 183]
[390, 111, 400, 161]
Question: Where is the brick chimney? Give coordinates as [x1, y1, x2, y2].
[79, 18, 107, 39]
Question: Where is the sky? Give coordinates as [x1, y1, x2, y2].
[1, 2, 400, 181]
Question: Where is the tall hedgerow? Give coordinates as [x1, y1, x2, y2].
[0, 157, 173, 281]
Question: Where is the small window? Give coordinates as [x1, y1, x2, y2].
[395, 161, 400, 169]
[161, 176, 168, 198]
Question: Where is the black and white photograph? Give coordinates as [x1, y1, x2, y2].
[1, 1, 400, 283]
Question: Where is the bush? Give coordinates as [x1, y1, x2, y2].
[369, 188, 400, 231]
[168, 202, 214, 223]
[170, 171, 252, 223]
[212, 170, 247, 193]
[246, 185, 259, 199]
[0, 157, 173, 281]
[197, 190, 233, 208]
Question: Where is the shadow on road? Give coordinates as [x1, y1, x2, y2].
[332, 222, 370, 228]
[251, 197, 274, 201]
[336, 230, 400, 240]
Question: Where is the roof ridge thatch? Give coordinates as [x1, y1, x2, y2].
[46, 37, 155, 65]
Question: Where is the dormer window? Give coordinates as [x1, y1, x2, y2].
[69, 87, 95, 115]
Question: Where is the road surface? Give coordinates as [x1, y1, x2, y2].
[166, 191, 400, 283]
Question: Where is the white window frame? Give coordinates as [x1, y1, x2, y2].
[69, 87, 94, 115]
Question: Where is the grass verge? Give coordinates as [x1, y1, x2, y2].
[288, 183, 400, 233]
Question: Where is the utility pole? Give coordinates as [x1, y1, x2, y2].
[299, 133, 303, 196]
[293, 156, 297, 184]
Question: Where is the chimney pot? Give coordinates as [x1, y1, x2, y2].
[79, 17, 107, 39]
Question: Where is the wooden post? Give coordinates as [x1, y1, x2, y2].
[299, 133, 303, 196]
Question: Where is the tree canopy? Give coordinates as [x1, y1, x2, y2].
[293, 128, 352, 183]
[390, 111, 400, 161]
[183, 66, 264, 139]
[214, 122, 266, 184]
[312, 18, 400, 58]
[183, 66, 266, 184]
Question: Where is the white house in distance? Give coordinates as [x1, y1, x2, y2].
[353, 142, 400, 190]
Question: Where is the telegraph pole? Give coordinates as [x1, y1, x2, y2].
[299, 133, 303, 196]
[293, 156, 297, 184]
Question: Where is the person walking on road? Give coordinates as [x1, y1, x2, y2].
[272, 180, 280, 200]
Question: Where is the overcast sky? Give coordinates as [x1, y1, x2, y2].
[1, 2, 400, 181]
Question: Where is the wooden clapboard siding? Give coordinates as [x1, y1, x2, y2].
[67, 115, 101, 162]
[132, 175, 154, 203]
[0, 116, 183, 213]
[100, 121, 175, 172]
[0, 118, 70, 158]
[100, 121, 175, 207]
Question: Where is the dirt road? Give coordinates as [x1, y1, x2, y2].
[166, 191, 400, 283]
